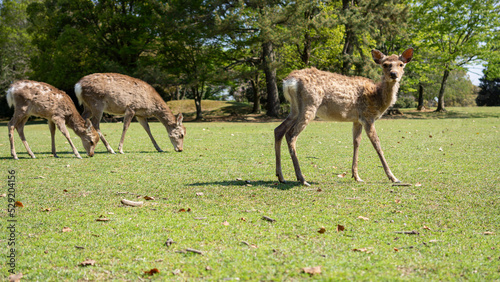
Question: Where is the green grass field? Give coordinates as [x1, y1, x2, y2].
[1, 107, 499, 281]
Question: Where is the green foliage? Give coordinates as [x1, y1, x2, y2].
[2, 108, 499, 280]
[0, 0, 36, 116]
[477, 59, 500, 106]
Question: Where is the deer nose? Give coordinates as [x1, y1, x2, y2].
[390, 72, 398, 79]
[176, 147, 183, 152]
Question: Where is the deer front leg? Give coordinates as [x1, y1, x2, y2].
[55, 119, 82, 159]
[90, 111, 115, 154]
[274, 116, 294, 183]
[118, 109, 135, 154]
[352, 122, 363, 182]
[363, 122, 400, 183]
[48, 121, 58, 158]
[137, 116, 163, 152]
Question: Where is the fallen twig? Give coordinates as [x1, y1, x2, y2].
[186, 248, 203, 254]
[394, 230, 419, 235]
[121, 199, 143, 207]
[262, 216, 276, 222]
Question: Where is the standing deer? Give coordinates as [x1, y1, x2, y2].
[75, 73, 185, 154]
[275, 48, 414, 186]
[7, 80, 99, 160]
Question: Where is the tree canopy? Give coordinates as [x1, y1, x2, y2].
[0, 0, 498, 118]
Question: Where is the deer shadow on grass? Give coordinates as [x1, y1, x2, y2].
[187, 180, 307, 190]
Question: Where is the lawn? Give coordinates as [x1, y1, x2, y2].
[1, 107, 499, 281]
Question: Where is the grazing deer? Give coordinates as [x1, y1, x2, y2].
[275, 48, 414, 186]
[75, 73, 185, 154]
[7, 81, 99, 160]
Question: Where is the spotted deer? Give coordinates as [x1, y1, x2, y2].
[275, 48, 414, 186]
[75, 73, 185, 154]
[7, 80, 99, 160]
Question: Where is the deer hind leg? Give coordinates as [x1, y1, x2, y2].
[89, 109, 115, 154]
[275, 115, 296, 183]
[352, 122, 364, 182]
[117, 108, 135, 154]
[48, 120, 58, 158]
[8, 115, 33, 159]
[137, 116, 163, 152]
[363, 122, 400, 183]
[54, 118, 82, 159]
[285, 107, 317, 186]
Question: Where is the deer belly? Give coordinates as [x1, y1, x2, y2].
[316, 102, 358, 122]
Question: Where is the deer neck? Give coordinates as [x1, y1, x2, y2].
[66, 114, 86, 137]
[377, 78, 400, 110]
[154, 103, 177, 130]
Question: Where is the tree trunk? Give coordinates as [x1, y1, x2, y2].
[417, 83, 424, 111]
[250, 75, 261, 114]
[192, 87, 203, 120]
[300, 32, 312, 66]
[262, 41, 280, 117]
[435, 68, 450, 112]
[341, 0, 356, 75]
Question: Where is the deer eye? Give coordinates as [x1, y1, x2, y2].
[400, 63, 404, 67]
[383, 64, 390, 68]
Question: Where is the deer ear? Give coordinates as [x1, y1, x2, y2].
[176, 113, 183, 126]
[400, 48, 414, 64]
[371, 49, 385, 64]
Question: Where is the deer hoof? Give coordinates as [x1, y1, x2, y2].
[302, 181, 311, 187]
[76, 155, 82, 159]
[119, 150, 125, 154]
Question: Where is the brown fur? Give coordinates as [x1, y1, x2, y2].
[275, 48, 414, 186]
[75, 73, 185, 154]
[7, 80, 99, 160]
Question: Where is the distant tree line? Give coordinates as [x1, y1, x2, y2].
[1, 0, 499, 119]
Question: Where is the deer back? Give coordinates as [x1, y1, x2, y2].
[76, 73, 167, 117]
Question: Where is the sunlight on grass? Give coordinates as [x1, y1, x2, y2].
[1, 107, 499, 280]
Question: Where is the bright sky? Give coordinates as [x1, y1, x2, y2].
[466, 63, 485, 86]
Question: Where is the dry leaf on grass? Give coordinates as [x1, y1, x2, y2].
[395, 199, 401, 203]
[337, 173, 346, 178]
[318, 227, 326, 234]
[79, 259, 96, 266]
[222, 220, 230, 226]
[144, 268, 160, 275]
[62, 227, 72, 232]
[394, 247, 399, 252]
[484, 232, 495, 235]
[415, 182, 422, 187]
[423, 225, 432, 230]
[196, 192, 204, 196]
[0, 193, 6, 198]
[8, 273, 22, 282]
[172, 269, 181, 275]
[164, 238, 175, 247]
[302, 266, 321, 275]
[358, 216, 369, 221]
[96, 217, 110, 222]
[178, 208, 191, 212]
[337, 225, 345, 232]
[42, 208, 51, 212]
[353, 248, 372, 253]
[143, 196, 155, 201]
[15, 201, 24, 208]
